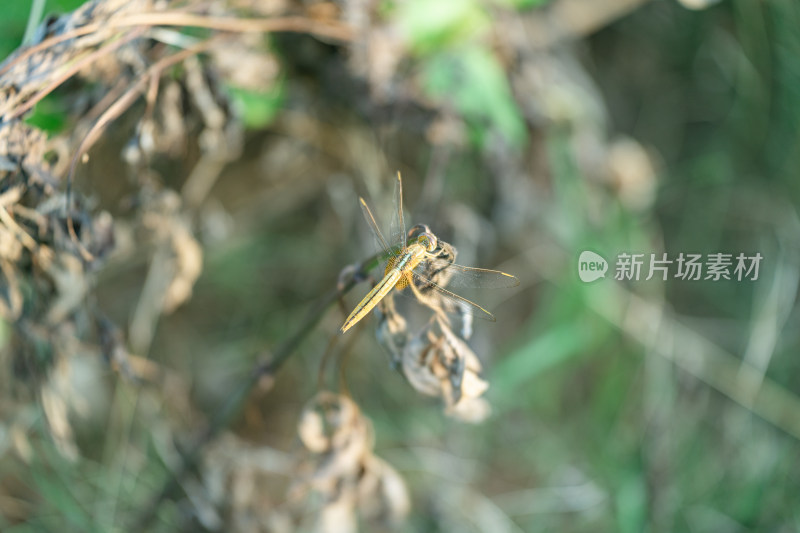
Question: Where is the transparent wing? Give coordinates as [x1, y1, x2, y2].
[359, 197, 393, 259]
[431, 263, 520, 290]
[389, 172, 406, 249]
[410, 270, 497, 322]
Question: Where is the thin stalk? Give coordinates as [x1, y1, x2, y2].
[22, 0, 46, 46]
[133, 251, 382, 529]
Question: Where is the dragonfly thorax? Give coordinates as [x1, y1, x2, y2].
[385, 254, 411, 289]
[385, 243, 428, 290]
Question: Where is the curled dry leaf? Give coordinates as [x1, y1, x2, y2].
[362, 27, 406, 101]
[293, 391, 410, 532]
[340, 0, 407, 101]
[357, 453, 411, 524]
[40, 382, 78, 461]
[139, 190, 204, 315]
[0, 221, 24, 264]
[44, 254, 89, 325]
[202, 432, 293, 533]
[210, 33, 280, 91]
[297, 391, 373, 486]
[184, 55, 243, 160]
[370, 230, 490, 421]
[402, 319, 491, 423]
[316, 494, 358, 533]
[124, 80, 188, 165]
[426, 113, 468, 147]
[0, 123, 49, 183]
[607, 137, 657, 212]
[163, 221, 203, 314]
[0, 259, 23, 321]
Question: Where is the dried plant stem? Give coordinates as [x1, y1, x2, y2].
[0, 258, 22, 319]
[1, 12, 352, 259]
[181, 154, 228, 209]
[83, 75, 133, 124]
[114, 12, 355, 41]
[0, 13, 353, 79]
[134, 253, 385, 529]
[142, 67, 161, 125]
[65, 36, 223, 261]
[68, 35, 220, 183]
[5, 28, 147, 122]
[0, 204, 40, 253]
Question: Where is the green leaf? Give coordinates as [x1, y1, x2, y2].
[397, 0, 491, 53]
[423, 46, 527, 147]
[503, 0, 550, 10]
[47, 0, 88, 11]
[23, 94, 68, 134]
[492, 321, 594, 405]
[616, 471, 648, 533]
[227, 79, 285, 130]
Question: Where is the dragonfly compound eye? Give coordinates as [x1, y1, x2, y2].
[419, 232, 437, 252]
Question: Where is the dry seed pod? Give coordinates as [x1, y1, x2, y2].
[356, 453, 411, 524]
[607, 137, 657, 212]
[297, 392, 373, 486]
[401, 319, 490, 423]
[294, 391, 410, 531]
[202, 433, 293, 533]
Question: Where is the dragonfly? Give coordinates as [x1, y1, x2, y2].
[340, 172, 519, 334]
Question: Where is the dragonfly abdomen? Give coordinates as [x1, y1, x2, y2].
[341, 268, 403, 333]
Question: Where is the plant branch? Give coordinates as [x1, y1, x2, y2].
[0, 13, 353, 79]
[133, 252, 379, 529]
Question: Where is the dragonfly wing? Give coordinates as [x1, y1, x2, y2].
[389, 172, 407, 249]
[433, 263, 520, 290]
[410, 270, 496, 321]
[359, 197, 393, 258]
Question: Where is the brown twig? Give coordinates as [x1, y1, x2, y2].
[0, 24, 108, 77]
[64, 36, 223, 261]
[0, 12, 354, 79]
[111, 12, 355, 42]
[133, 251, 383, 529]
[1, 12, 353, 259]
[316, 329, 342, 390]
[4, 28, 148, 121]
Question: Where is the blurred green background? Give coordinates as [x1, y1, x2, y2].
[2, 0, 800, 532]
[0, 1, 86, 58]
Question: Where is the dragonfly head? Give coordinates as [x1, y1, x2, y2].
[417, 231, 438, 253]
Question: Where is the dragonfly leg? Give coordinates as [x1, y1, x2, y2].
[408, 277, 451, 327]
